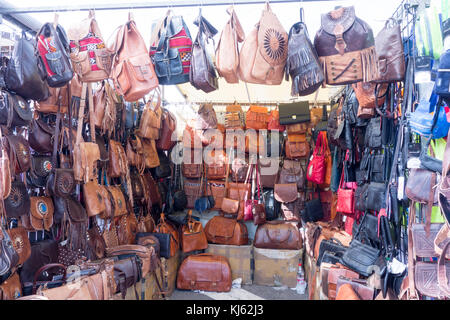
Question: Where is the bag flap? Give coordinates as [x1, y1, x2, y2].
[154, 48, 179, 62]
[221, 197, 239, 214]
[279, 101, 310, 121]
[35, 119, 55, 135]
[11, 94, 32, 122]
[30, 197, 54, 220]
[287, 134, 307, 143]
[206, 216, 236, 238]
[274, 183, 299, 203]
[65, 197, 88, 223]
[321, 6, 356, 36]
[182, 254, 224, 282]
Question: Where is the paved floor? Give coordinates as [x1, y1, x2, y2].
[170, 284, 308, 300]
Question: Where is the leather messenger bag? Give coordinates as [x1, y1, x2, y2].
[204, 214, 248, 246]
[177, 253, 232, 292]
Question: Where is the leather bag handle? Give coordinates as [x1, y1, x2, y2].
[32, 263, 67, 294]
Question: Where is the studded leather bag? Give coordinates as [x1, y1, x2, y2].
[22, 196, 54, 232]
[3, 134, 31, 176]
[4, 180, 30, 219]
[6, 227, 31, 266]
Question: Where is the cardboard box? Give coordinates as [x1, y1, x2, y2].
[206, 243, 253, 285]
[253, 247, 302, 288]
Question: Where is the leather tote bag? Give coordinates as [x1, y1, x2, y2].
[110, 14, 159, 102]
[306, 131, 327, 185]
[35, 21, 74, 88]
[189, 11, 219, 93]
[6, 31, 49, 101]
[238, 3, 288, 85]
[254, 221, 303, 250]
[67, 10, 113, 83]
[149, 10, 193, 85]
[286, 8, 324, 96]
[314, 6, 378, 85]
[216, 7, 245, 84]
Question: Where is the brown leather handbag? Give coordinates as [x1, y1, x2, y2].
[205, 149, 227, 180]
[225, 104, 245, 129]
[245, 105, 269, 130]
[25, 196, 54, 231]
[245, 131, 266, 155]
[238, 3, 288, 85]
[156, 108, 177, 151]
[259, 156, 279, 188]
[143, 172, 162, 208]
[0, 272, 22, 300]
[177, 253, 232, 292]
[274, 183, 299, 204]
[126, 135, 145, 173]
[286, 122, 309, 135]
[35, 86, 69, 114]
[116, 213, 138, 245]
[221, 158, 240, 217]
[184, 178, 201, 209]
[352, 82, 388, 109]
[109, 185, 128, 217]
[181, 210, 208, 253]
[254, 221, 303, 250]
[279, 159, 305, 190]
[28, 118, 55, 154]
[110, 14, 159, 102]
[141, 138, 160, 169]
[93, 82, 117, 135]
[285, 134, 310, 159]
[3, 134, 31, 175]
[182, 148, 203, 179]
[108, 139, 128, 178]
[183, 125, 205, 149]
[155, 213, 180, 257]
[83, 181, 106, 217]
[106, 244, 154, 278]
[6, 227, 31, 265]
[136, 92, 162, 140]
[314, 6, 378, 85]
[216, 6, 244, 84]
[204, 214, 248, 245]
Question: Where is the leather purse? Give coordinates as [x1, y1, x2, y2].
[285, 133, 310, 159]
[155, 214, 179, 257]
[35, 85, 69, 114]
[0, 272, 22, 300]
[336, 170, 355, 215]
[142, 138, 160, 169]
[278, 159, 304, 190]
[221, 160, 240, 217]
[340, 239, 382, 277]
[215, 7, 244, 84]
[306, 131, 327, 184]
[181, 210, 208, 253]
[25, 196, 54, 232]
[156, 108, 177, 151]
[110, 15, 158, 102]
[108, 139, 128, 178]
[365, 182, 386, 212]
[301, 191, 324, 223]
[204, 214, 249, 246]
[177, 253, 232, 292]
[4, 180, 30, 219]
[267, 108, 286, 131]
[136, 95, 162, 140]
[254, 221, 302, 250]
[364, 117, 382, 149]
[3, 134, 31, 175]
[205, 150, 227, 180]
[245, 105, 269, 130]
[82, 181, 106, 217]
[109, 186, 127, 217]
[106, 244, 154, 279]
[317, 238, 347, 267]
[352, 81, 387, 109]
[196, 103, 218, 130]
[259, 156, 279, 188]
[127, 135, 145, 172]
[190, 13, 219, 93]
[28, 118, 55, 154]
[314, 6, 378, 85]
[182, 148, 203, 178]
[278, 101, 310, 125]
[406, 168, 437, 204]
[5, 227, 31, 266]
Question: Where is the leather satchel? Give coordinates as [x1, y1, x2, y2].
[278, 159, 304, 190]
[301, 192, 324, 223]
[28, 118, 55, 154]
[205, 150, 227, 180]
[181, 211, 208, 253]
[6, 31, 49, 101]
[286, 8, 324, 96]
[108, 139, 128, 178]
[204, 215, 248, 246]
[238, 3, 288, 85]
[0, 92, 32, 129]
[0, 272, 22, 300]
[106, 244, 153, 278]
[245, 105, 269, 130]
[278, 101, 310, 125]
[25, 196, 54, 232]
[216, 7, 244, 84]
[155, 214, 179, 257]
[136, 94, 162, 140]
[285, 134, 310, 159]
[82, 181, 106, 217]
[365, 182, 386, 212]
[225, 104, 245, 129]
[156, 108, 177, 151]
[4, 180, 30, 219]
[274, 183, 299, 204]
[259, 156, 279, 188]
[190, 13, 219, 93]
[254, 221, 302, 250]
[177, 253, 232, 292]
[314, 6, 378, 85]
[352, 81, 387, 109]
[110, 14, 159, 102]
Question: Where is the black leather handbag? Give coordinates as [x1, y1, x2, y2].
[354, 183, 369, 212]
[365, 182, 386, 212]
[340, 239, 382, 277]
[300, 191, 323, 223]
[316, 238, 347, 267]
[263, 188, 280, 221]
[0, 91, 33, 128]
[278, 101, 311, 125]
[364, 117, 382, 149]
[6, 31, 49, 101]
[149, 233, 171, 259]
[285, 8, 324, 96]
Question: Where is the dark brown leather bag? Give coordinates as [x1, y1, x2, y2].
[3, 134, 31, 175]
[181, 211, 208, 253]
[259, 156, 279, 188]
[177, 253, 232, 292]
[184, 179, 201, 209]
[156, 109, 177, 151]
[0, 272, 22, 300]
[254, 221, 303, 250]
[142, 138, 160, 169]
[108, 139, 128, 178]
[126, 136, 145, 173]
[182, 148, 203, 179]
[279, 159, 305, 190]
[274, 183, 299, 204]
[204, 214, 248, 245]
[106, 244, 154, 278]
[28, 118, 55, 154]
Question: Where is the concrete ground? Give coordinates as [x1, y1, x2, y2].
[170, 284, 308, 300]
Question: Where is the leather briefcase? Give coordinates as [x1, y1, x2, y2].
[177, 253, 232, 292]
[254, 221, 302, 250]
[204, 215, 248, 245]
[278, 101, 310, 125]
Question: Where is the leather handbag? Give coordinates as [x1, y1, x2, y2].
[336, 277, 375, 300]
[177, 253, 232, 292]
[352, 81, 387, 109]
[126, 135, 145, 173]
[82, 181, 106, 217]
[340, 239, 382, 277]
[112, 256, 141, 299]
[25, 196, 54, 232]
[190, 12, 219, 93]
[317, 238, 347, 267]
[28, 118, 55, 154]
[245, 105, 269, 130]
[108, 139, 128, 178]
[155, 213, 179, 257]
[46, 168, 76, 199]
[314, 6, 378, 85]
[35, 22, 74, 87]
[263, 188, 280, 221]
[136, 93, 162, 140]
[3, 134, 31, 175]
[278, 101, 310, 125]
[0, 91, 32, 129]
[4, 180, 30, 219]
[181, 210, 208, 253]
[230, 155, 249, 183]
[278, 159, 304, 190]
[182, 148, 203, 178]
[5, 31, 49, 101]
[286, 8, 324, 96]
[142, 138, 160, 169]
[92, 82, 117, 135]
[336, 170, 355, 215]
[225, 104, 245, 130]
[254, 221, 302, 250]
[204, 214, 248, 245]
[196, 103, 218, 130]
[327, 265, 361, 300]
[5, 227, 30, 266]
[373, 18, 405, 83]
[365, 182, 386, 212]
[0, 272, 22, 300]
[149, 11, 193, 85]
[216, 7, 244, 84]
[149, 233, 171, 259]
[267, 108, 286, 131]
[184, 179, 201, 209]
[106, 244, 154, 278]
[286, 122, 309, 135]
[156, 108, 177, 151]
[306, 131, 327, 185]
[285, 134, 310, 159]
[259, 156, 279, 188]
[238, 3, 288, 85]
[110, 14, 159, 102]
[301, 191, 324, 223]
[364, 117, 382, 149]
[221, 159, 240, 217]
[251, 163, 266, 226]
[205, 150, 227, 180]
[35, 85, 69, 114]
[67, 10, 112, 83]
[405, 168, 437, 204]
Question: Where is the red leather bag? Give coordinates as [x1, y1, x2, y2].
[336, 170, 355, 216]
[267, 109, 285, 131]
[306, 131, 326, 185]
[156, 108, 177, 151]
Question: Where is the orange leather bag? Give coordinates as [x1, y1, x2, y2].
[136, 91, 162, 140]
[141, 138, 160, 169]
[216, 7, 245, 84]
[108, 140, 128, 178]
[336, 283, 361, 300]
[267, 109, 285, 131]
[181, 210, 208, 253]
[245, 105, 269, 130]
[83, 181, 106, 217]
[110, 14, 159, 102]
[204, 214, 249, 245]
[285, 134, 310, 159]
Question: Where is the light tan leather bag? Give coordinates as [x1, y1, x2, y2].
[238, 3, 288, 85]
[216, 6, 245, 84]
[110, 13, 159, 102]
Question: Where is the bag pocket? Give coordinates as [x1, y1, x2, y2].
[154, 49, 183, 78]
[45, 50, 65, 76]
[115, 61, 131, 95]
[127, 54, 155, 82]
[94, 49, 112, 73]
[70, 50, 91, 76]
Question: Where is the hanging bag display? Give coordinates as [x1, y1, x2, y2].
[216, 6, 245, 84]
[286, 8, 324, 96]
[149, 10, 193, 85]
[136, 90, 162, 140]
[278, 101, 311, 125]
[306, 131, 327, 185]
[336, 168, 355, 216]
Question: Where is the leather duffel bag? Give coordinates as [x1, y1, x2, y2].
[254, 221, 303, 250]
[204, 215, 248, 245]
[177, 253, 232, 292]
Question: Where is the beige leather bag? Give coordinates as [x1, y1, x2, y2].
[238, 3, 288, 85]
[216, 6, 245, 84]
[110, 13, 159, 102]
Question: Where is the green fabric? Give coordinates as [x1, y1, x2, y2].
[443, 0, 449, 21]
[415, 5, 444, 60]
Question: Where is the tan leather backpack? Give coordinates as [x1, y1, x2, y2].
[110, 13, 159, 102]
[238, 3, 288, 85]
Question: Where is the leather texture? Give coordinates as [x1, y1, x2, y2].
[156, 108, 177, 151]
[181, 212, 208, 253]
[254, 221, 302, 249]
[204, 215, 248, 245]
